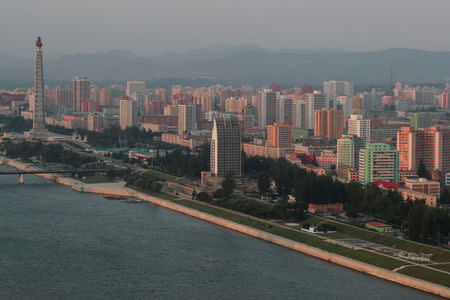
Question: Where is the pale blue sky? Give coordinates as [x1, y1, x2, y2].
[1, 0, 449, 56]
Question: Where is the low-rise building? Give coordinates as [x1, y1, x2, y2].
[398, 189, 437, 207]
[161, 133, 209, 150]
[307, 203, 343, 214]
[405, 177, 440, 198]
[141, 123, 169, 133]
[399, 170, 418, 183]
[128, 148, 165, 161]
[365, 222, 393, 233]
[337, 166, 359, 182]
[242, 142, 294, 159]
[316, 150, 337, 171]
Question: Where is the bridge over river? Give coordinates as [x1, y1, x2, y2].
[0, 162, 123, 183]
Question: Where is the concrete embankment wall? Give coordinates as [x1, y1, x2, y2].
[1, 158, 449, 298]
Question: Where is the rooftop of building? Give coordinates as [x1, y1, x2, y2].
[371, 180, 404, 190]
[365, 221, 392, 228]
[405, 177, 439, 184]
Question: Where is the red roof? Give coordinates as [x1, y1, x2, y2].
[371, 180, 404, 190]
[366, 221, 391, 228]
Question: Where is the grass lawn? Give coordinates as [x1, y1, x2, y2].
[430, 263, 450, 273]
[171, 199, 405, 271]
[303, 215, 450, 262]
[143, 169, 179, 182]
[80, 176, 115, 184]
[63, 141, 84, 150]
[398, 266, 450, 287]
[131, 185, 178, 201]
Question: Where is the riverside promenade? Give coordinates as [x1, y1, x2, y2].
[1, 157, 449, 298]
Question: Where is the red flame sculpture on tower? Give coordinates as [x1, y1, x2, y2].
[36, 36, 42, 49]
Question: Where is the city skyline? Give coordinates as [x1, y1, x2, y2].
[1, 1, 450, 297]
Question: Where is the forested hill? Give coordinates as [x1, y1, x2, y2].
[1, 47, 450, 85]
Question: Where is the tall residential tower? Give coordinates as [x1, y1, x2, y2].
[210, 115, 241, 177]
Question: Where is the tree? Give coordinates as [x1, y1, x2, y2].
[221, 173, 235, 199]
[417, 160, 430, 179]
[257, 172, 270, 194]
[106, 169, 116, 179]
[196, 192, 212, 202]
[213, 189, 223, 199]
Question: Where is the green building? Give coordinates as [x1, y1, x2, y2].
[410, 113, 431, 130]
[337, 134, 364, 169]
[365, 222, 393, 233]
[359, 143, 399, 185]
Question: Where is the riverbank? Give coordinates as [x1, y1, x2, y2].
[1, 157, 449, 298]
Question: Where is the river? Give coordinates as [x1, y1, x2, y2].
[0, 166, 438, 299]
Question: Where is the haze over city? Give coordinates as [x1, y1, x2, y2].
[2, 0, 450, 57]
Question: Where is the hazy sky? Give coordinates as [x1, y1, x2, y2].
[2, 0, 450, 57]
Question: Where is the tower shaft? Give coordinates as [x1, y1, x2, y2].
[32, 38, 45, 132]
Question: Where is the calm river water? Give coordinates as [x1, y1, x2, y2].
[0, 165, 439, 299]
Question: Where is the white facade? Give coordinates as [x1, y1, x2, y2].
[258, 90, 278, 128]
[293, 99, 306, 129]
[126, 81, 146, 96]
[276, 96, 294, 124]
[348, 114, 371, 146]
[177, 104, 199, 135]
[336, 96, 353, 119]
[73, 76, 89, 112]
[323, 81, 353, 96]
[305, 93, 327, 130]
[120, 99, 137, 130]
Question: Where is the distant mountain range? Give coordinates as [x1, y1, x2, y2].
[1, 46, 450, 85]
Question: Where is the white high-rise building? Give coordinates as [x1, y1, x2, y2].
[120, 97, 138, 130]
[337, 134, 365, 169]
[293, 99, 306, 129]
[276, 96, 294, 124]
[177, 104, 200, 135]
[323, 80, 354, 96]
[336, 96, 353, 119]
[348, 114, 371, 146]
[258, 90, 278, 128]
[126, 81, 146, 96]
[305, 93, 328, 130]
[56, 85, 73, 109]
[73, 76, 90, 112]
[359, 143, 399, 185]
[210, 115, 241, 177]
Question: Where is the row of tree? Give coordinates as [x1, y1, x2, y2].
[242, 154, 450, 243]
[3, 141, 95, 168]
[408, 201, 450, 243]
[124, 172, 162, 194]
[40, 144, 95, 168]
[154, 144, 210, 178]
[3, 141, 42, 158]
[47, 125, 157, 148]
[0, 116, 32, 133]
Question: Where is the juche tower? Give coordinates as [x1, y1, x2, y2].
[32, 36, 45, 133]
